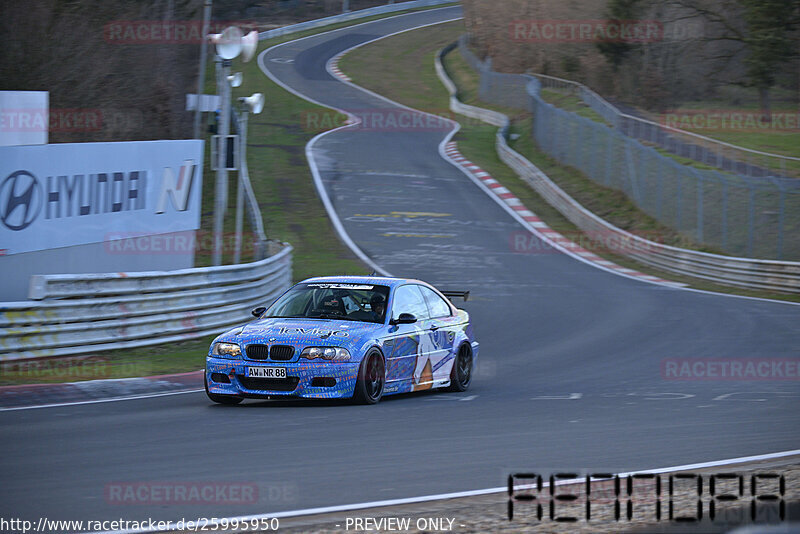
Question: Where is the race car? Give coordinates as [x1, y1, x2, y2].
[205, 276, 478, 405]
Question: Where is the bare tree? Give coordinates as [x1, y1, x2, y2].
[666, 0, 800, 119]
[0, 0, 202, 142]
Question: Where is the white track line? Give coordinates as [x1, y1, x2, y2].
[96, 449, 800, 533]
[257, 6, 464, 278]
[304, 17, 798, 306]
[48, 11, 800, 532]
[9, 0, 796, 419]
[313, 21, 697, 291]
[441, 141, 683, 287]
[321, 18, 800, 307]
[0, 389, 203, 412]
[1, 8, 464, 415]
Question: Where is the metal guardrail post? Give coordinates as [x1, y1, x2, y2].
[747, 188, 755, 257]
[2, 246, 293, 360]
[438, 41, 800, 289]
[458, 35, 800, 261]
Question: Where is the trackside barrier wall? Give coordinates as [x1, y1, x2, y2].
[531, 72, 800, 181]
[437, 42, 800, 293]
[0, 245, 293, 361]
[258, 0, 457, 40]
[0, 3, 457, 362]
[462, 37, 800, 180]
[0, 5, 460, 362]
[458, 35, 800, 261]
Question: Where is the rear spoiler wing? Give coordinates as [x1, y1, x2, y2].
[441, 290, 469, 302]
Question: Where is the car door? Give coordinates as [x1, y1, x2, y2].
[382, 284, 432, 392]
[417, 285, 459, 383]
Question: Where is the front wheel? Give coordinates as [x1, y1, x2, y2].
[447, 344, 473, 392]
[205, 374, 243, 405]
[353, 351, 385, 405]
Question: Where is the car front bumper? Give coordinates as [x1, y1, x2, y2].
[206, 357, 360, 399]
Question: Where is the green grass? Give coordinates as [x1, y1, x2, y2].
[520, 69, 800, 173]
[668, 129, 800, 177]
[2, 4, 460, 387]
[339, 23, 800, 304]
[653, 92, 800, 159]
[652, 120, 800, 176]
[701, 131, 799, 158]
[339, 29, 456, 112]
[534, 87, 783, 176]
[634, 94, 800, 170]
[540, 89, 610, 125]
[197, 3, 462, 278]
[0, 338, 213, 386]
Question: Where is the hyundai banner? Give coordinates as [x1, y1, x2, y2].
[0, 140, 203, 255]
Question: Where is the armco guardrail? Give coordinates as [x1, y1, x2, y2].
[0, 245, 292, 361]
[459, 36, 800, 261]
[258, 0, 456, 40]
[531, 71, 800, 180]
[437, 43, 800, 293]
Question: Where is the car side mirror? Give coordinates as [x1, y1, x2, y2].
[390, 313, 417, 325]
[251, 306, 266, 318]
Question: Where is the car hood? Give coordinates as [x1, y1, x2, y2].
[219, 317, 383, 349]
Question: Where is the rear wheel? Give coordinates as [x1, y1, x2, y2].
[205, 374, 243, 405]
[447, 344, 473, 392]
[353, 350, 385, 405]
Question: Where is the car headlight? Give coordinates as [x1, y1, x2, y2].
[212, 342, 242, 358]
[300, 347, 350, 361]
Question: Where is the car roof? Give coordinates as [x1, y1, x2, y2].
[299, 275, 428, 289]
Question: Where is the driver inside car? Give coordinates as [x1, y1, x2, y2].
[369, 295, 386, 323]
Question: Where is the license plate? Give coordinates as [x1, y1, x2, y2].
[247, 367, 287, 379]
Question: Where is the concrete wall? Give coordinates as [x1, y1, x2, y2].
[0, 231, 194, 301]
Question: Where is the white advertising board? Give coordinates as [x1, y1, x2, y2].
[0, 91, 48, 147]
[0, 140, 204, 255]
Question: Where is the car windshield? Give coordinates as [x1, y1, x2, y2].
[264, 283, 390, 324]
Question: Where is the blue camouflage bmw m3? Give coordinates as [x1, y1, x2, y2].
[205, 276, 478, 405]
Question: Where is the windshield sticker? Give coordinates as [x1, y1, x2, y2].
[306, 283, 374, 290]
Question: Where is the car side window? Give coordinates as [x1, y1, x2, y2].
[418, 285, 452, 318]
[391, 285, 430, 322]
[270, 291, 312, 316]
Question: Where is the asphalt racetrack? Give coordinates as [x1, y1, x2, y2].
[1, 6, 799, 528]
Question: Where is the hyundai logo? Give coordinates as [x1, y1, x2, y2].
[0, 170, 43, 231]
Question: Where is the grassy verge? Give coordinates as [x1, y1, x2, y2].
[535, 87, 775, 175]
[339, 22, 800, 304]
[652, 93, 800, 160]
[540, 88, 610, 125]
[197, 1, 460, 276]
[0, 341, 213, 386]
[1, 4, 459, 387]
[524, 73, 798, 175]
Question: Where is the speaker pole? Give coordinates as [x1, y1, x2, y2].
[213, 58, 231, 266]
[233, 106, 247, 264]
[193, 0, 213, 140]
